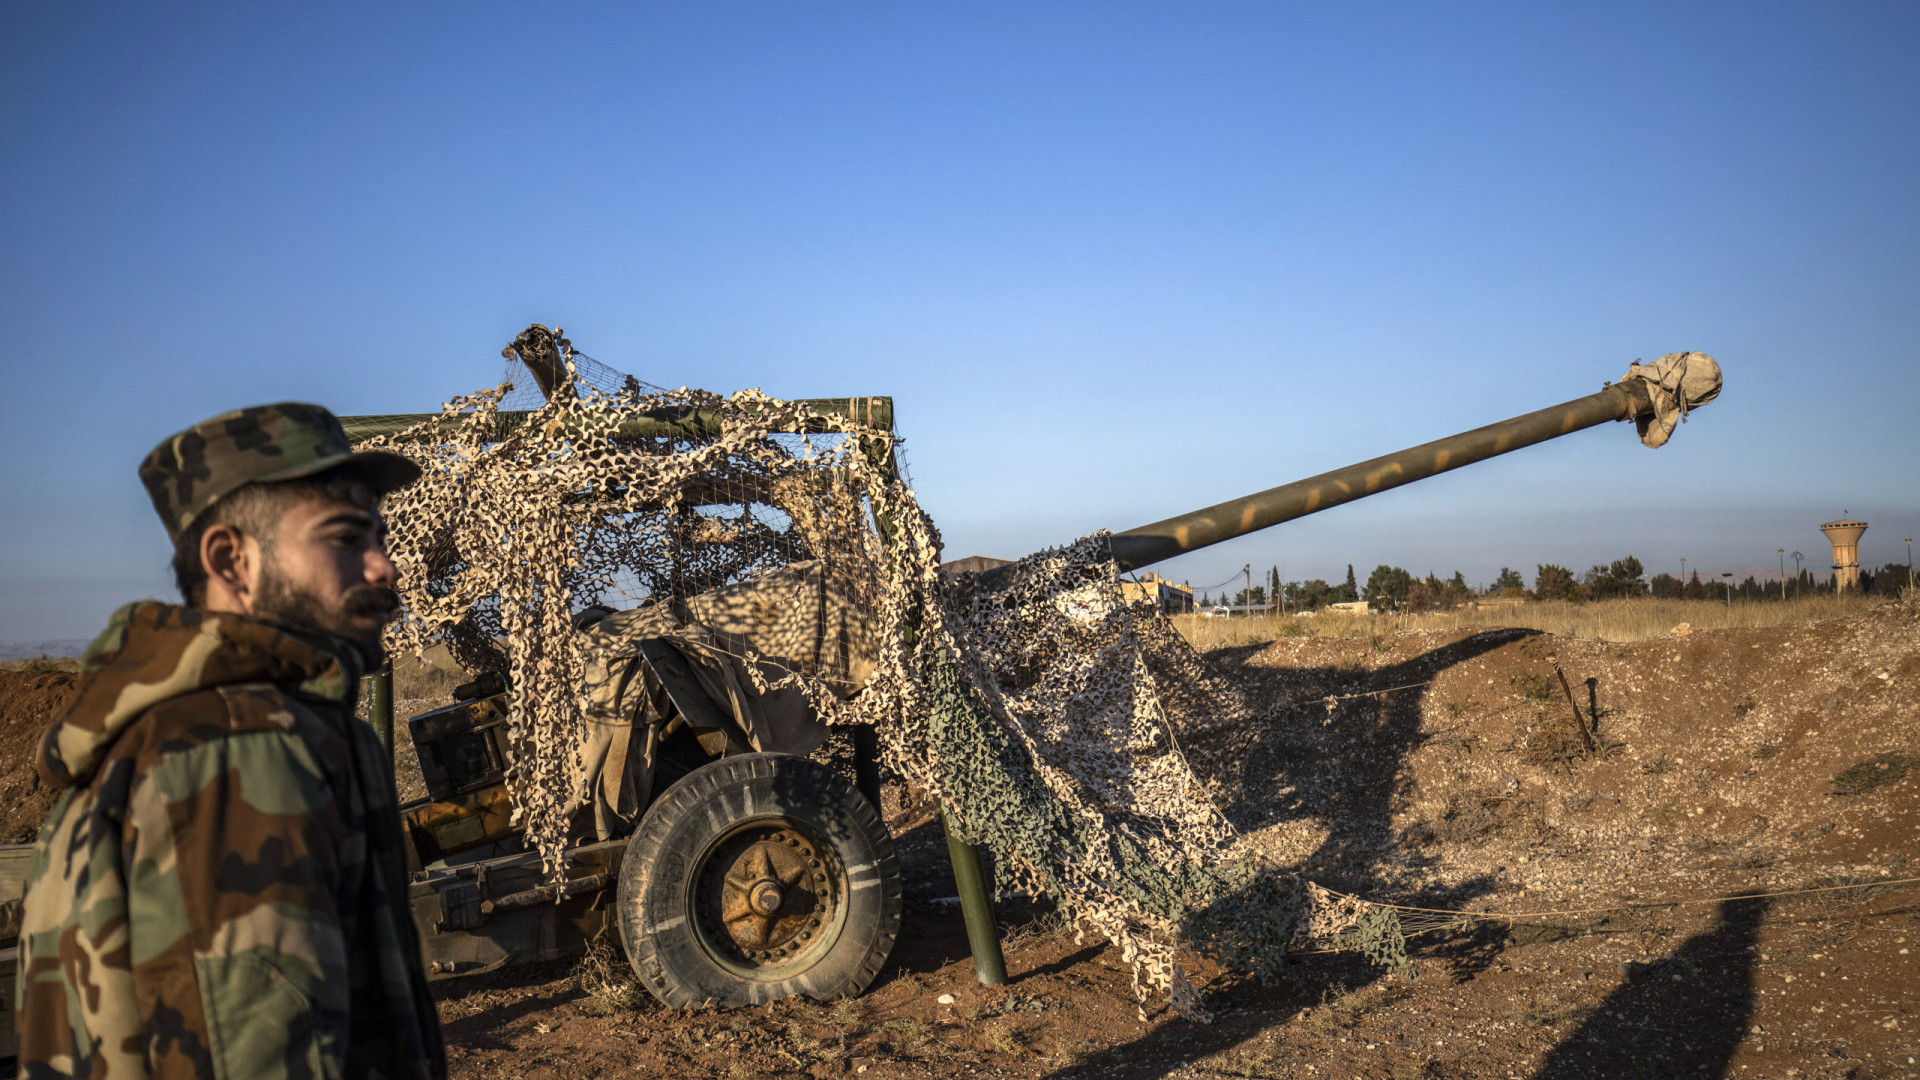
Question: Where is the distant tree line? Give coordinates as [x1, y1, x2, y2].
[1197, 556, 1915, 613]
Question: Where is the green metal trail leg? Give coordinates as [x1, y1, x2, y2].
[941, 811, 1008, 986]
[367, 663, 394, 761]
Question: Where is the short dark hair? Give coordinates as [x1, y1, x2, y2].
[171, 468, 381, 606]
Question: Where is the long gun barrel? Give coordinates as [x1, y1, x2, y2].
[344, 355, 1717, 581]
[1105, 364, 1713, 573]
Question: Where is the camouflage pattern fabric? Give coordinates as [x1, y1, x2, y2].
[139, 402, 421, 542]
[1618, 351, 1722, 449]
[16, 601, 445, 1078]
[361, 338, 1405, 1022]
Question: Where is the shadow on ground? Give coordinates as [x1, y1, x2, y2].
[434, 959, 589, 1051]
[1198, 628, 1536, 889]
[1530, 897, 1768, 1080]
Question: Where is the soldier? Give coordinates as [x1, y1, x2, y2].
[16, 404, 446, 1078]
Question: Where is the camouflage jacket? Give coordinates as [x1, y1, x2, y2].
[17, 602, 446, 1079]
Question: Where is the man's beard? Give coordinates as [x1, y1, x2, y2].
[253, 562, 398, 646]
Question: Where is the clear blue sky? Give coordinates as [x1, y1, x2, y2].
[3, 2, 1916, 641]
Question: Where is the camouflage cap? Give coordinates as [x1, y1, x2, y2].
[140, 402, 422, 542]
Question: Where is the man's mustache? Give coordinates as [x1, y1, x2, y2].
[343, 586, 401, 619]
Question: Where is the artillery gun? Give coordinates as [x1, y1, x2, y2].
[331, 344, 1721, 1011]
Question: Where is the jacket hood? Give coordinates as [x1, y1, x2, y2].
[38, 601, 372, 789]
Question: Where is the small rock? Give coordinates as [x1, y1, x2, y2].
[1671, 622, 1692, 637]
[937, 992, 957, 1005]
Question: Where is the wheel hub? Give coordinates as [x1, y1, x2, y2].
[747, 878, 784, 917]
[696, 823, 840, 969]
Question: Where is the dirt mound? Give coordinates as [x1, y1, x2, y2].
[1198, 596, 1918, 902]
[1166, 597, 1919, 1077]
[0, 667, 78, 842]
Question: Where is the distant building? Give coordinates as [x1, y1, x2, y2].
[1465, 597, 1529, 611]
[939, 557, 1195, 615]
[1120, 571, 1195, 615]
[1325, 600, 1370, 615]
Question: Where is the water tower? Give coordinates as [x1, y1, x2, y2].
[1821, 518, 1868, 591]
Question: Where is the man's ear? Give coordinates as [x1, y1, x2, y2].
[200, 522, 256, 610]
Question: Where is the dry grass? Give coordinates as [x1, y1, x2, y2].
[982, 1023, 1025, 1056]
[1203, 1038, 1290, 1078]
[0, 657, 82, 675]
[1832, 752, 1913, 795]
[881, 1018, 936, 1051]
[1297, 981, 1410, 1038]
[1172, 593, 1886, 647]
[572, 932, 647, 1014]
[826, 997, 868, 1027]
[1045, 1036, 1098, 1066]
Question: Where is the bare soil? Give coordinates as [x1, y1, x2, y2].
[3, 603, 1915, 1079]
[0, 662, 76, 843]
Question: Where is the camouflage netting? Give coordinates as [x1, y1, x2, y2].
[363, 329, 1405, 1019]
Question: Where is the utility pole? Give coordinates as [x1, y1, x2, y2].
[1244, 565, 1252, 619]
[1907, 537, 1914, 593]
[1791, 551, 1803, 600]
[1722, 572, 1733, 608]
[1778, 548, 1785, 601]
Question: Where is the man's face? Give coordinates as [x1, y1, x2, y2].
[250, 495, 400, 644]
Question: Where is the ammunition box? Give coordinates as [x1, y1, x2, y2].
[409, 693, 512, 801]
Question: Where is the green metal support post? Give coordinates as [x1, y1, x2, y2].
[853, 406, 1004, 988]
[942, 812, 1008, 986]
[367, 662, 394, 760]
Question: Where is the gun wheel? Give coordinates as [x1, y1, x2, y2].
[616, 752, 901, 1008]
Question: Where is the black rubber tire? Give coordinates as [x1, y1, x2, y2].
[615, 752, 902, 1008]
